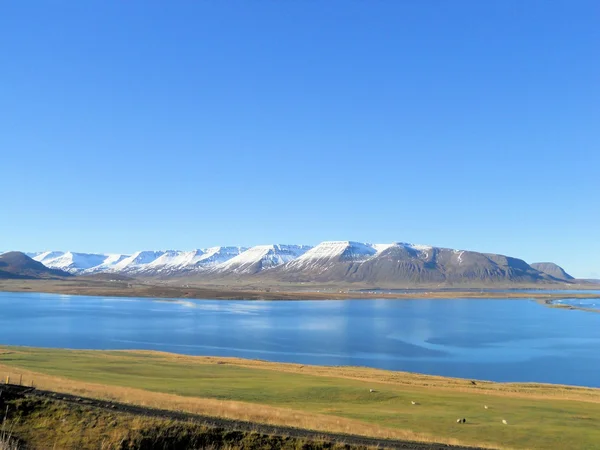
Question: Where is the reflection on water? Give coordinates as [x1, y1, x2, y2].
[1, 292, 599, 387]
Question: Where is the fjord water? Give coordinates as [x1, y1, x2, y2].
[1, 292, 599, 387]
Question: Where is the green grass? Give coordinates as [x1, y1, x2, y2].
[2, 347, 600, 449]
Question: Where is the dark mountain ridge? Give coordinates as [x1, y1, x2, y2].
[260, 243, 565, 286]
[0, 251, 71, 279]
[530, 262, 574, 281]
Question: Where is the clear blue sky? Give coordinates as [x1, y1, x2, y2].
[1, 1, 598, 278]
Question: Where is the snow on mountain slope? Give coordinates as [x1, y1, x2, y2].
[111, 251, 166, 273]
[83, 254, 131, 273]
[280, 241, 438, 274]
[136, 249, 205, 274]
[138, 250, 180, 266]
[142, 250, 205, 270]
[33, 251, 108, 274]
[131, 247, 248, 275]
[195, 246, 246, 268]
[214, 244, 311, 274]
[372, 243, 396, 253]
[379, 242, 435, 259]
[283, 241, 378, 272]
[33, 251, 66, 266]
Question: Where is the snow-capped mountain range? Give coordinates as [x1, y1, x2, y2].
[31, 251, 115, 273]
[24, 242, 411, 275]
[17, 241, 575, 285]
[25, 242, 401, 276]
[27, 246, 248, 275]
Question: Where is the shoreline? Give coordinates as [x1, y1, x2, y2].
[1, 278, 600, 301]
[2, 345, 599, 395]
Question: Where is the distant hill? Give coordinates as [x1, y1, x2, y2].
[530, 262, 574, 281]
[0, 252, 71, 279]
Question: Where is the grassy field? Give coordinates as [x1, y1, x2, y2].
[1, 347, 600, 449]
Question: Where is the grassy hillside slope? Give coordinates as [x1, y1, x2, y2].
[1, 347, 599, 449]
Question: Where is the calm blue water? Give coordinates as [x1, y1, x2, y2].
[1, 292, 599, 387]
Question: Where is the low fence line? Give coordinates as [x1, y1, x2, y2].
[2, 374, 33, 388]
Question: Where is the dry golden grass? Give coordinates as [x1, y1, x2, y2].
[0, 363, 466, 447]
